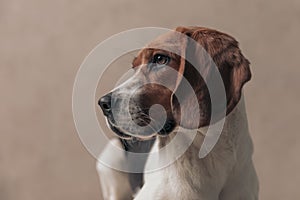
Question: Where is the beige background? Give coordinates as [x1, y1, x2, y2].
[1, 0, 300, 199]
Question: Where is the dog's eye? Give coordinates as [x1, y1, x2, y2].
[150, 54, 170, 69]
[154, 54, 170, 65]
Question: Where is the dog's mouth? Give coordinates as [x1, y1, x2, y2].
[107, 119, 133, 140]
[106, 117, 157, 140]
[105, 115, 176, 141]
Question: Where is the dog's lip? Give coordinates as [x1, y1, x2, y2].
[107, 119, 133, 140]
[106, 118, 156, 141]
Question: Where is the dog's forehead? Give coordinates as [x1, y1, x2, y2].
[146, 31, 186, 55]
[133, 31, 186, 67]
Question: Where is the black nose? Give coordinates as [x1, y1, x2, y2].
[98, 93, 112, 116]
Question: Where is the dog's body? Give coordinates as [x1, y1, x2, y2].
[134, 96, 258, 200]
[97, 27, 259, 200]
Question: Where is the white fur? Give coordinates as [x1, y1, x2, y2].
[96, 138, 133, 200]
[97, 97, 259, 200]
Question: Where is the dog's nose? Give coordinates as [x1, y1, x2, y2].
[98, 93, 112, 116]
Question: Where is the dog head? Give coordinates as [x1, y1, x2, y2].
[98, 26, 251, 140]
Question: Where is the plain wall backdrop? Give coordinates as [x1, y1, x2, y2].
[1, 0, 300, 199]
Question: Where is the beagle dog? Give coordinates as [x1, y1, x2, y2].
[97, 27, 259, 200]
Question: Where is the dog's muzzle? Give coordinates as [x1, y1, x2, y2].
[98, 93, 175, 139]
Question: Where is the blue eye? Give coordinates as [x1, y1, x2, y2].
[150, 54, 170, 69]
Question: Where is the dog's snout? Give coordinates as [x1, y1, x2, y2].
[98, 93, 112, 116]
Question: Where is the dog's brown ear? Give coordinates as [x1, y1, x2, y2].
[192, 27, 252, 115]
[172, 26, 251, 128]
[222, 46, 251, 114]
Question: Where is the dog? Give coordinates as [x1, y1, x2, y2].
[97, 26, 259, 200]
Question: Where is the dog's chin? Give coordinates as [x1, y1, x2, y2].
[106, 118, 156, 141]
[107, 120, 133, 140]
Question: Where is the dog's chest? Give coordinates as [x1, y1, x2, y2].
[141, 161, 201, 200]
[139, 137, 234, 200]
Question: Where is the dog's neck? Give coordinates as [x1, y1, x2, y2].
[157, 95, 251, 155]
[143, 96, 255, 199]
[144, 95, 253, 176]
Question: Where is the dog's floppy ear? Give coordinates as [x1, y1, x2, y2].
[172, 26, 251, 129]
[191, 27, 252, 115]
[222, 43, 251, 114]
